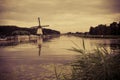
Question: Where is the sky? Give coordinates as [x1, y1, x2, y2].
[0, 0, 120, 33]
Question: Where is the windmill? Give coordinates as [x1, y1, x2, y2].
[37, 17, 49, 36]
[37, 17, 49, 56]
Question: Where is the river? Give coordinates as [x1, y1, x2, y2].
[0, 35, 120, 80]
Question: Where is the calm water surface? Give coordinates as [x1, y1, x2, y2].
[0, 35, 120, 80]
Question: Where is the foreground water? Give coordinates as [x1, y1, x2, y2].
[0, 35, 120, 80]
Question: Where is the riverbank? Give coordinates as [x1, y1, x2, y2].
[66, 34, 120, 39]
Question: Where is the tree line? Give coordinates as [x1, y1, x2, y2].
[0, 25, 60, 38]
[89, 22, 120, 35]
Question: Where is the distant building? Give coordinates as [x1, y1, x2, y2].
[14, 35, 30, 42]
[14, 35, 39, 42]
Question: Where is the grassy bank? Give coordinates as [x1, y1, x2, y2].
[68, 47, 120, 80]
[55, 40, 120, 80]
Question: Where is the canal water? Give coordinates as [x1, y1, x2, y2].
[0, 35, 120, 80]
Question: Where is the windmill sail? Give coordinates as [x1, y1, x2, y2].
[37, 17, 49, 35]
[37, 17, 43, 35]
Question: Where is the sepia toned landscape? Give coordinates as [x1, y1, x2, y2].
[0, 0, 120, 80]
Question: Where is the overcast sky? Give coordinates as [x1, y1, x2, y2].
[0, 0, 120, 33]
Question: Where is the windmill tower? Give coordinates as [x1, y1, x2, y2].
[37, 17, 49, 36]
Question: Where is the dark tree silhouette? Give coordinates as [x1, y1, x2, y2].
[89, 21, 120, 35]
[0, 25, 60, 38]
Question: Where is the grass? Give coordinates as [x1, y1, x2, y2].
[55, 39, 120, 80]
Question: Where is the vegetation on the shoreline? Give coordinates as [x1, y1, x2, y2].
[55, 40, 120, 80]
[89, 22, 120, 35]
[68, 47, 120, 80]
[66, 21, 120, 36]
[0, 25, 60, 38]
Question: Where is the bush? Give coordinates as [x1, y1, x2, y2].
[57, 39, 120, 80]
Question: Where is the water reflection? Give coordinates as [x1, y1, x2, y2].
[93, 38, 120, 53]
[0, 40, 18, 47]
[0, 35, 119, 56]
[37, 36, 43, 56]
[0, 35, 119, 80]
[109, 40, 120, 53]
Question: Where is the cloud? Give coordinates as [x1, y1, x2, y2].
[0, 0, 120, 32]
[104, 0, 120, 13]
[0, 0, 115, 16]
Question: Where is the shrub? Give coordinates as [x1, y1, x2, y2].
[57, 39, 120, 80]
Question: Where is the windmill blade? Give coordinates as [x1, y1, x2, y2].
[38, 17, 41, 27]
[41, 25, 49, 27]
[37, 17, 49, 28]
